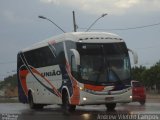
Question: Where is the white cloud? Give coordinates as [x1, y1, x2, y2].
[40, 0, 160, 15]
[40, 0, 60, 5]
[114, 0, 139, 9]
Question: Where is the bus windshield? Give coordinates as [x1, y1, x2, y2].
[77, 42, 131, 85]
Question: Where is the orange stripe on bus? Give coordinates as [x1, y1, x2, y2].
[19, 70, 29, 96]
[84, 84, 105, 91]
[65, 61, 80, 105]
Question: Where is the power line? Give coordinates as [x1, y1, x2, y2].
[79, 22, 160, 31]
[0, 22, 160, 65]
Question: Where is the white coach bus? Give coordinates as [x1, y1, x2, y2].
[17, 32, 137, 111]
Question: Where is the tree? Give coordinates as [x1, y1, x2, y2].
[0, 74, 17, 90]
[131, 65, 146, 83]
[131, 60, 160, 92]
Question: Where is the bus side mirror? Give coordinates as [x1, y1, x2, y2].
[128, 48, 138, 64]
[70, 49, 80, 65]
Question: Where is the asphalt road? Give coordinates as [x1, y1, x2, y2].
[0, 99, 160, 120]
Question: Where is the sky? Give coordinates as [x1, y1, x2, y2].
[0, 0, 160, 80]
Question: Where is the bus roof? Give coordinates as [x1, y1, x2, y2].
[22, 32, 124, 52]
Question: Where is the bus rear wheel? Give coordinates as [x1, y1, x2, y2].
[105, 103, 116, 111]
[62, 92, 76, 112]
[28, 92, 43, 109]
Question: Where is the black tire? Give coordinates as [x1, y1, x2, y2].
[28, 92, 35, 109]
[68, 105, 76, 112]
[62, 92, 76, 113]
[140, 101, 145, 106]
[105, 103, 116, 111]
[34, 104, 44, 109]
[28, 92, 43, 109]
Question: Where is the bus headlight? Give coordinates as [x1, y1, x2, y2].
[79, 87, 84, 90]
[83, 97, 87, 101]
[130, 96, 132, 99]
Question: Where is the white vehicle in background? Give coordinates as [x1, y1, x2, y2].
[17, 32, 138, 112]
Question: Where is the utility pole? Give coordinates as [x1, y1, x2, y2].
[72, 11, 77, 32]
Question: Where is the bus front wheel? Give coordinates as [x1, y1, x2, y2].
[105, 103, 116, 111]
[62, 92, 76, 112]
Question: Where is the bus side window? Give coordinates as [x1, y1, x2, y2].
[71, 55, 80, 79]
[57, 51, 65, 65]
[71, 55, 77, 72]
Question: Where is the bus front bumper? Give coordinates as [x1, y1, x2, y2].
[79, 88, 132, 105]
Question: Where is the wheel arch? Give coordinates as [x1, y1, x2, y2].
[27, 88, 35, 102]
[61, 86, 71, 104]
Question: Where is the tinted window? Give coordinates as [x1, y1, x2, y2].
[77, 42, 131, 85]
[17, 53, 23, 68]
[50, 42, 65, 65]
[24, 46, 55, 68]
[132, 81, 143, 87]
[65, 41, 76, 64]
